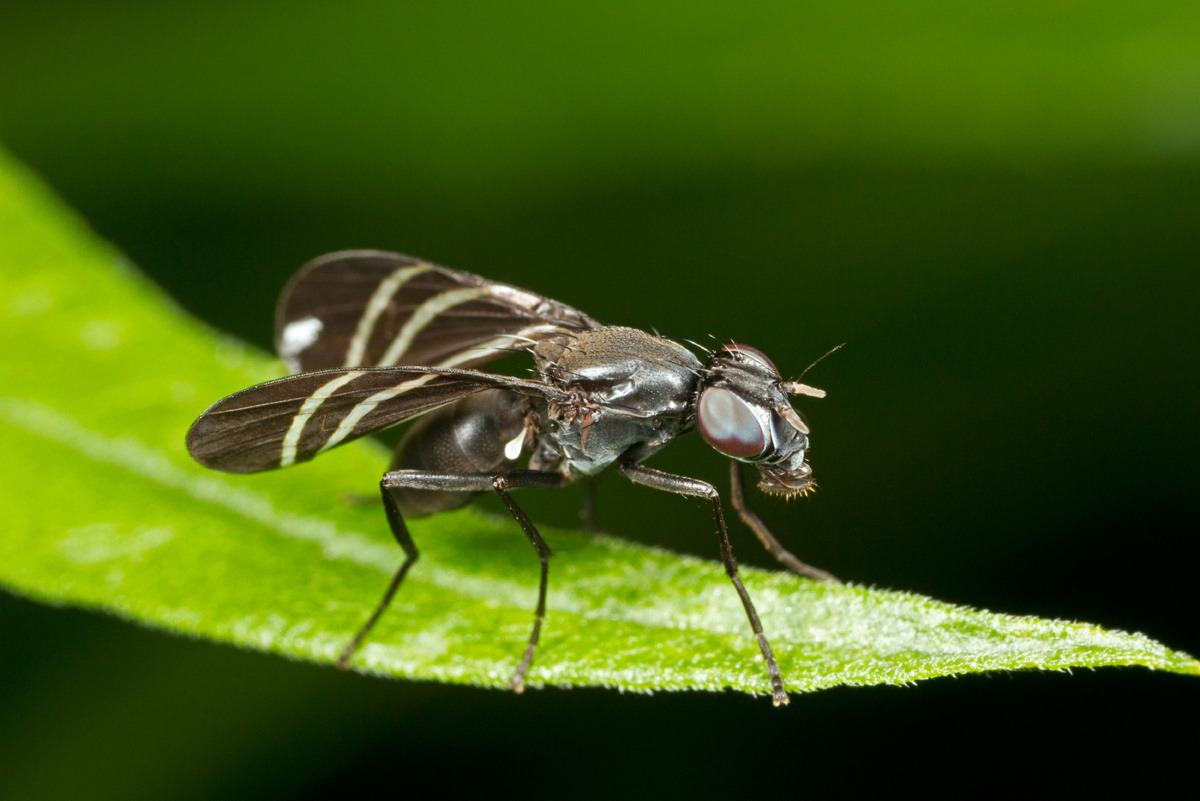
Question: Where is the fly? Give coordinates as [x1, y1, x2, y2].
[186, 250, 838, 706]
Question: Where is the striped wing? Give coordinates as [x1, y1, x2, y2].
[274, 250, 599, 372]
[186, 366, 564, 474]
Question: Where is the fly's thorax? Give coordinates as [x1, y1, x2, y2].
[532, 327, 702, 475]
[536, 327, 697, 383]
[696, 344, 820, 495]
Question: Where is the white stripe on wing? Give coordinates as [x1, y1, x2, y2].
[316, 323, 564, 455]
[343, 264, 432, 367]
[378, 286, 489, 366]
[316, 373, 440, 454]
[280, 370, 365, 466]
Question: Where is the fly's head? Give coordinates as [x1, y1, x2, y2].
[695, 344, 827, 497]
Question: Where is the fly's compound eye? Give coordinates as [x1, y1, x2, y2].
[697, 387, 769, 459]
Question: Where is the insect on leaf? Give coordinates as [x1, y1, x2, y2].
[0, 148, 1196, 697]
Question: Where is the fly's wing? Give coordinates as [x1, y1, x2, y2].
[274, 250, 600, 372]
[186, 366, 564, 474]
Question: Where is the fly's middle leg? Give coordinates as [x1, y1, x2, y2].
[338, 468, 566, 693]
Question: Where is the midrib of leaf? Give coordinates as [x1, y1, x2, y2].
[0, 147, 1196, 698]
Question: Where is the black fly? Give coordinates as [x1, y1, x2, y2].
[186, 250, 837, 705]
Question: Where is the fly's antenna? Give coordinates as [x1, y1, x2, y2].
[785, 343, 844, 399]
[798, 342, 844, 381]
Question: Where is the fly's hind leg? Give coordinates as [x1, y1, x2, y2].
[336, 475, 422, 668]
[730, 461, 839, 583]
[337, 468, 566, 692]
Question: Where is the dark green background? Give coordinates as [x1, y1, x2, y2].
[2, 2, 1197, 797]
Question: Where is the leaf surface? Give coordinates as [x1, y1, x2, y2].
[0, 149, 1195, 697]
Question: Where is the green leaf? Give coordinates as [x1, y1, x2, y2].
[0, 148, 1195, 699]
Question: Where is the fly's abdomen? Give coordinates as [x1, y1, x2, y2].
[390, 389, 529, 516]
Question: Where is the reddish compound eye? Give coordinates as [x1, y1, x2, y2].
[721, 343, 778, 375]
[697, 387, 768, 458]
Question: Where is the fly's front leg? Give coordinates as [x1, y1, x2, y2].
[618, 461, 790, 706]
[730, 461, 840, 583]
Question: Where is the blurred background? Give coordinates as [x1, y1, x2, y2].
[1, 1, 1197, 797]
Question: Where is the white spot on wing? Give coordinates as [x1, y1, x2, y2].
[280, 316, 324, 360]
